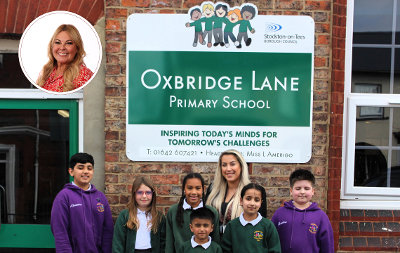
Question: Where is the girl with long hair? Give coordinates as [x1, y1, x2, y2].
[166, 173, 220, 253]
[112, 177, 165, 253]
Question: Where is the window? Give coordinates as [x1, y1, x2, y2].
[0, 39, 84, 249]
[0, 53, 34, 89]
[343, 0, 400, 208]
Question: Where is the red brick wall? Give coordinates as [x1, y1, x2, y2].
[330, 0, 346, 251]
[104, 0, 333, 237]
[339, 210, 400, 251]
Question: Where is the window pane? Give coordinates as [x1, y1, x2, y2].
[352, 48, 391, 93]
[354, 0, 393, 44]
[396, 0, 400, 44]
[354, 146, 388, 186]
[356, 150, 400, 188]
[392, 149, 400, 166]
[393, 49, 400, 93]
[392, 107, 400, 145]
[0, 53, 34, 89]
[356, 109, 389, 146]
[354, 106, 400, 188]
[0, 109, 69, 224]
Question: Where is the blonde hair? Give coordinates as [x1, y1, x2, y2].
[228, 9, 242, 20]
[206, 149, 250, 223]
[202, 3, 214, 12]
[37, 24, 86, 92]
[126, 177, 161, 233]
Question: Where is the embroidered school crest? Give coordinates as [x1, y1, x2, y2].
[97, 203, 104, 212]
[254, 231, 263, 241]
[309, 223, 318, 234]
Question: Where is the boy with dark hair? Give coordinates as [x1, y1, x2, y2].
[51, 152, 114, 253]
[186, 8, 205, 47]
[237, 4, 256, 48]
[271, 169, 334, 253]
[177, 207, 222, 253]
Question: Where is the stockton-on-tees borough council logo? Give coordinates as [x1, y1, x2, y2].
[186, 1, 258, 49]
[254, 230, 263, 241]
[264, 23, 282, 33]
[97, 203, 105, 212]
[309, 223, 318, 234]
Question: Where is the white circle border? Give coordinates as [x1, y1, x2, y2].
[18, 11, 102, 95]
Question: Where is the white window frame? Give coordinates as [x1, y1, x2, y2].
[342, 0, 400, 209]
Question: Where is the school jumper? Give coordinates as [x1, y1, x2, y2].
[177, 236, 222, 253]
[271, 201, 334, 253]
[112, 209, 166, 253]
[166, 201, 220, 253]
[221, 213, 281, 253]
[50, 183, 114, 253]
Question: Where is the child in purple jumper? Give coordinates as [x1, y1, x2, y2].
[271, 169, 334, 253]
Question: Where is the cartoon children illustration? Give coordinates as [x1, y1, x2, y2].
[213, 3, 228, 47]
[186, 8, 204, 47]
[200, 3, 215, 48]
[237, 5, 257, 48]
[224, 9, 241, 48]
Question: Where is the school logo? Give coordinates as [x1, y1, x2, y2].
[309, 223, 318, 234]
[186, 2, 258, 49]
[97, 203, 104, 212]
[254, 231, 263, 241]
[265, 23, 282, 33]
[278, 221, 287, 226]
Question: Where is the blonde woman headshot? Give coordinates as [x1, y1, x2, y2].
[37, 24, 93, 92]
[205, 149, 267, 237]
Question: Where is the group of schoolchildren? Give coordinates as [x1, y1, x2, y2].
[186, 2, 257, 49]
[51, 153, 334, 253]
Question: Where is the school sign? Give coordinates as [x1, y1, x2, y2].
[126, 4, 314, 162]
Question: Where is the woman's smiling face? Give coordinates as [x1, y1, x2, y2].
[221, 154, 242, 184]
[52, 31, 78, 67]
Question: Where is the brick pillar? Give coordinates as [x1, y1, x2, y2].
[329, 0, 346, 252]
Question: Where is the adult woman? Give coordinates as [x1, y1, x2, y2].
[206, 149, 267, 235]
[37, 24, 93, 92]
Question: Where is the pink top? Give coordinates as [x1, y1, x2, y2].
[41, 65, 93, 92]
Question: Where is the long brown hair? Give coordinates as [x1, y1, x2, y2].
[126, 177, 161, 233]
[37, 24, 86, 92]
[206, 149, 250, 223]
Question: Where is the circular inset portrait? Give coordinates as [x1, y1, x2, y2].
[19, 11, 102, 94]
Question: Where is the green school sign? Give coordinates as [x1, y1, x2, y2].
[126, 9, 314, 162]
[129, 51, 311, 126]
